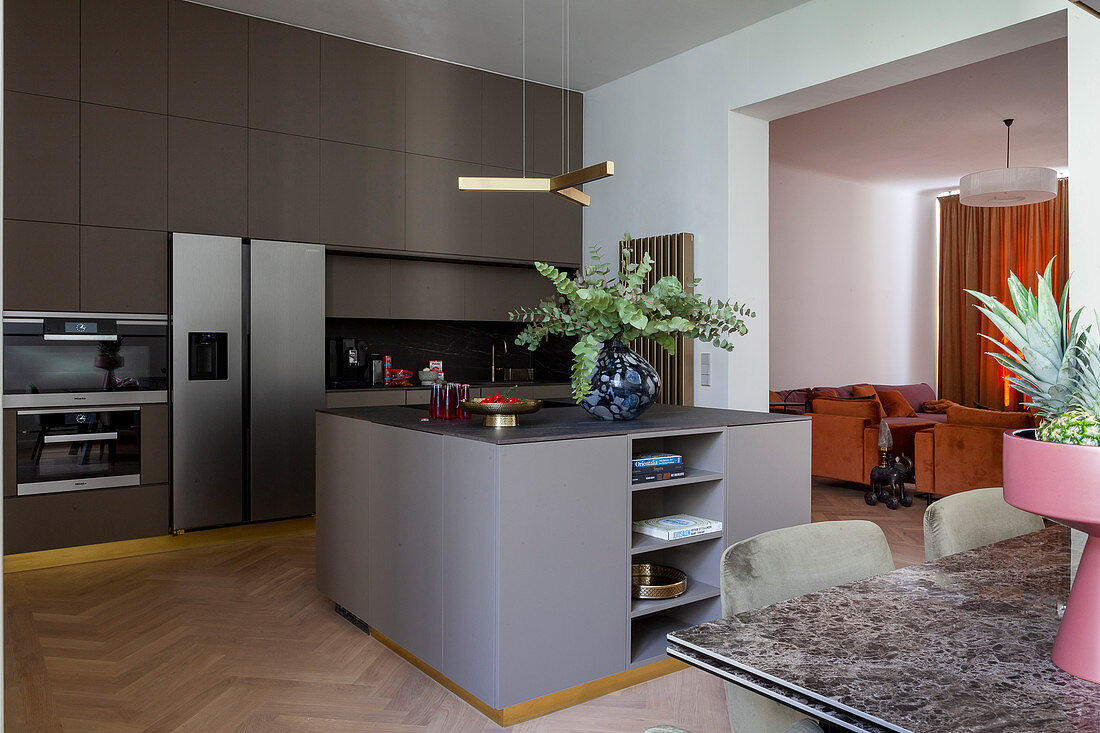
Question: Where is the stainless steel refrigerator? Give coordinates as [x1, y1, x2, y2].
[171, 233, 325, 530]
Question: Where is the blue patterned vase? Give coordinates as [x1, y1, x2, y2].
[580, 341, 661, 421]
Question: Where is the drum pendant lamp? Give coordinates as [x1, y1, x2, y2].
[959, 119, 1057, 207]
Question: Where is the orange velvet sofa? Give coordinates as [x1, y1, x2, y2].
[913, 405, 1035, 496]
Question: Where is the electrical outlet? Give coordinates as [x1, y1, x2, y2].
[700, 352, 711, 387]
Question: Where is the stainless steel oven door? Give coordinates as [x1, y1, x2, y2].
[3, 311, 168, 408]
[14, 406, 141, 495]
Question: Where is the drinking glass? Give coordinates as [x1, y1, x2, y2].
[429, 383, 443, 419]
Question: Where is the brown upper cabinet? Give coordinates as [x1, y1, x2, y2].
[482, 74, 525, 171]
[319, 141, 405, 250]
[526, 82, 583, 176]
[80, 104, 168, 231]
[4, 0, 79, 99]
[326, 255, 391, 319]
[81, 0, 167, 113]
[249, 18, 320, 138]
[533, 190, 582, 266]
[389, 259, 467, 320]
[248, 130, 320, 243]
[4, 92, 79, 224]
[405, 154, 482, 257]
[320, 36, 405, 150]
[3, 220, 81, 312]
[79, 227, 169, 314]
[462, 265, 554, 321]
[168, 117, 248, 237]
[480, 166, 533, 262]
[168, 0, 248, 126]
[405, 56, 482, 163]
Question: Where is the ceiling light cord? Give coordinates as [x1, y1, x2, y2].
[522, 0, 526, 179]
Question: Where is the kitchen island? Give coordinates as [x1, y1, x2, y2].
[315, 403, 810, 725]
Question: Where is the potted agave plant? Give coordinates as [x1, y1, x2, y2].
[969, 259, 1100, 683]
[509, 235, 754, 420]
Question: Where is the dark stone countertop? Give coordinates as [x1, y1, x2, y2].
[317, 402, 808, 444]
[669, 526, 1100, 733]
[325, 379, 570, 393]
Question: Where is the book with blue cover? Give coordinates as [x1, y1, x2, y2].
[631, 451, 683, 471]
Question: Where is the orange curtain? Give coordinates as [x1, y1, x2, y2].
[938, 178, 1068, 411]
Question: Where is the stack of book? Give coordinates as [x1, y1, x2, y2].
[632, 451, 685, 484]
[632, 514, 723, 540]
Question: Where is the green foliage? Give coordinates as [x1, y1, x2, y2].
[968, 258, 1100, 444]
[510, 234, 755, 401]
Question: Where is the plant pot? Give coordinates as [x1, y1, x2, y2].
[580, 341, 661, 421]
[1003, 428, 1100, 683]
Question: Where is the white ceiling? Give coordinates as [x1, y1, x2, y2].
[194, 0, 812, 91]
[769, 39, 1068, 193]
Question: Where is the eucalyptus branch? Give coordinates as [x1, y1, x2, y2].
[510, 233, 755, 401]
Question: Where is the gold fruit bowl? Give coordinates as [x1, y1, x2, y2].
[460, 399, 542, 427]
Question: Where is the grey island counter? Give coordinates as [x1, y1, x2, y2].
[315, 403, 810, 726]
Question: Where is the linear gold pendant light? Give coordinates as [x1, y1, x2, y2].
[458, 0, 613, 207]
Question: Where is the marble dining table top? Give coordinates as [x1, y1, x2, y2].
[668, 526, 1100, 733]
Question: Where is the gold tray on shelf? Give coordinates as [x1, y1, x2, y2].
[631, 563, 688, 600]
[460, 399, 542, 427]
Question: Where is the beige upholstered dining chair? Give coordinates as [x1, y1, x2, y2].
[923, 487, 1045, 561]
[645, 520, 895, 733]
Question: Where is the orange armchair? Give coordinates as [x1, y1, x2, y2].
[913, 406, 1035, 496]
[811, 397, 938, 485]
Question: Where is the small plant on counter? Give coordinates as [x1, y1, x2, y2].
[969, 258, 1100, 446]
[509, 234, 755, 402]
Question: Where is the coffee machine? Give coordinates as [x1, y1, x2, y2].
[327, 338, 374, 386]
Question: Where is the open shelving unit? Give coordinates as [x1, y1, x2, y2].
[627, 428, 727, 668]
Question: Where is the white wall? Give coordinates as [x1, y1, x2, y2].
[584, 0, 1069, 410]
[768, 164, 937, 389]
[1068, 7, 1100, 321]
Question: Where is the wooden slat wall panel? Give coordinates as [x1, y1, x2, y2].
[619, 233, 694, 406]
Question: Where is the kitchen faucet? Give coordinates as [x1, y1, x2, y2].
[490, 338, 509, 383]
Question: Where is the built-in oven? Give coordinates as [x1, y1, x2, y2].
[3, 311, 168, 408]
[13, 406, 141, 495]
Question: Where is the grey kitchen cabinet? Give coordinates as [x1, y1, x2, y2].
[4, 92, 79, 223]
[462, 265, 553, 321]
[319, 141, 404, 250]
[405, 389, 430, 406]
[405, 154, 481, 257]
[533, 189, 582, 266]
[168, 117, 248, 236]
[248, 130, 320, 243]
[4, 484, 170, 554]
[725, 421, 812, 544]
[479, 167, 533, 262]
[4, 0, 79, 99]
[81, 0, 167, 114]
[367, 425, 445, 669]
[324, 390, 404, 409]
[481, 73, 524, 170]
[325, 254, 391, 319]
[168, 0, 248, 126]
[79, 227, 168, 314]
[510, 384, 574, 401]
[140, 403, 170, 485]
[248, 18, 320, 138]
[320, 36, 405, 151]
[80, 104, 167, 230]
[3, 220, 80, 312]
[405, 55, 482, 163]
[389, 259, 466, 320]
[3, 411, 14, 497]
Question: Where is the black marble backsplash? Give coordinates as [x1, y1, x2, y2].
[325, 318, 573, 385]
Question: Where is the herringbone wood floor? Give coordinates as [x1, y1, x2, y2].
[4, 480, 923, 732]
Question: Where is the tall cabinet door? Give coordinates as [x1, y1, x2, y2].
[171, 233, 244, 530]
[249, 239, 325, 521]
